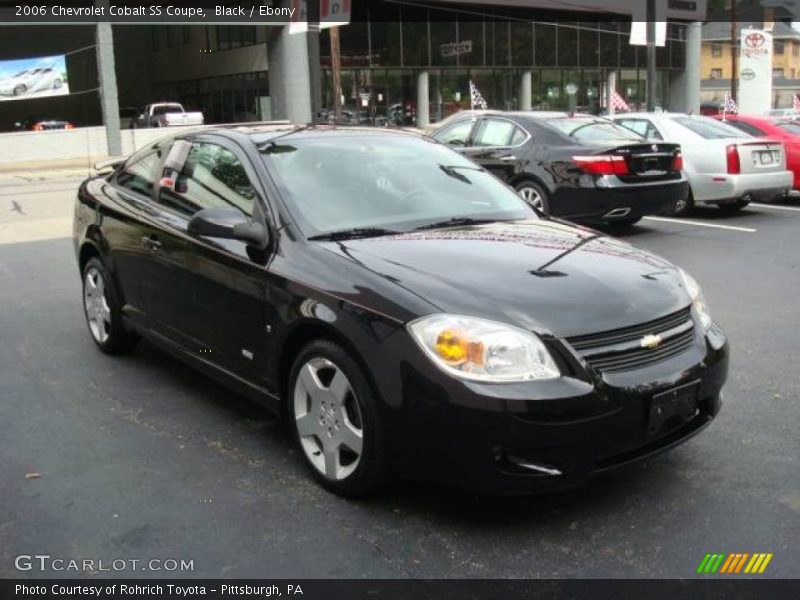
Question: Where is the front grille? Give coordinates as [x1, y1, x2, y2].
[566, 307, 695, 374]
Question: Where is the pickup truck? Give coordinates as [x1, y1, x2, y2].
[134, 103, 204, 128]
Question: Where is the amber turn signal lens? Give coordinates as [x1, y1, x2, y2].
[435, 329, 484, 366]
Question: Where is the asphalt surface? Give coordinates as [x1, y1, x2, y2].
[1, 177, 798, 579]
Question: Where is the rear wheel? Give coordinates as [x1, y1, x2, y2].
[53, 78, 62, 89]
[515, 180, 550, 215]
[288, 340, 389, 497]
[12, 84, 26, 96]
[82, 257, 139, 354]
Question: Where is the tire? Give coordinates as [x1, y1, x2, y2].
[288, 339, 389, 497]
[53, 78, 62, 89]
[673, 187, 695, 217]
[12, 84, 26, 97]
[515, 179, 550, 215]
[81, 257, 139, 354]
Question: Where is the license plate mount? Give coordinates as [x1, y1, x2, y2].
[648, 381, 700, 435]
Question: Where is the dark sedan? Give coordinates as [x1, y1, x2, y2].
[430, 111, 688, 227]
[73, 126, 728, 496]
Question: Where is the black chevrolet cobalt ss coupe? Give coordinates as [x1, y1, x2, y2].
[73, 126, 728, 496]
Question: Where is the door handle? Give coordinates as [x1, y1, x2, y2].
[499, 155, 517, 161]
[141, 236, 162, 251]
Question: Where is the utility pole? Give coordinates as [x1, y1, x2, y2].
[731, 0, 738, 101]
[646, 0, 657, 111]
[330, 27, 342, 122]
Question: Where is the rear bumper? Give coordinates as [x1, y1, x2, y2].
[552, 179, 687, 222]
[691, 171, 793, 203]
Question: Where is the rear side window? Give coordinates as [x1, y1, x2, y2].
[115, 151, 160, 197]
[432, 119, 474, 146]
[473, 119, 517, 146]
[775, 121, 800, 135]
[159, 142, 257, 218]
[673, 116, 748, 139]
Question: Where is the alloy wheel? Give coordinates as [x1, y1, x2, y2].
[83, 267, 111, 344]
[293, 357, 364, 481]
[519, 186, 544, 211]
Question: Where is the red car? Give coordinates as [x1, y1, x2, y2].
[713, 114, 800, 190]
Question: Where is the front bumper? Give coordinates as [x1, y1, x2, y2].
[385, 323, 728, 495]
[691, 170, 793, 203]
[552, 179, 687, 222]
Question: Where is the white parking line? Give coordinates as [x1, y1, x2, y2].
[750, 202, 800, 212]
[643, 216, 757, 233]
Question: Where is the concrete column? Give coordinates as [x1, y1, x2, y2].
[519, 71, 532, 111]
[267, 23, 318, 124]
[95, 20, 121, 156]
[417, 71, 429, 128]
[606, 70, 617, 116]
[684, 22, 702, 114]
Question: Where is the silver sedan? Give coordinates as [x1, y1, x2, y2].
[612, 113, 792, 214]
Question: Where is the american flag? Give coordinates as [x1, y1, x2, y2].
[469, 80, 488, 110]
[723, 91, 738, 114]
[793, 92, 800, 112]
[610, 90, 630, 112]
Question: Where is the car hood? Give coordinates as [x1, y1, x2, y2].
[321, 219, 690, 338]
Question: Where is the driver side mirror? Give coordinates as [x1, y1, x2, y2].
[188, 206, 269, 249]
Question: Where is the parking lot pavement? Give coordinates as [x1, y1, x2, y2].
[1, 179, 798, 579]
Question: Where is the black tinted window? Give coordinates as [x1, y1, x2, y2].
[548, 117, 643, 141]
[159, 142, 257, 218]
[432, 120, 474, 146]
[673, 116, 747, 139]
[724, 120, 766, 136]
[116, 151, 160, 197]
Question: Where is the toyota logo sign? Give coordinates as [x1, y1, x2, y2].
[745, 32, 765, 48]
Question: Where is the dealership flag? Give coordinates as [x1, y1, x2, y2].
[610, 90, 630, 112]
[469, 80, 488, 110]
[723, 91, 738, 115]
[793, 92, 800, 112]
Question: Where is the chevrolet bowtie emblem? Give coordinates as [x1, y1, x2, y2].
[640, 334, 662, 349]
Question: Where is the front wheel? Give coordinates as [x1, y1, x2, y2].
[289, 340, 388, 497]
[673, 188, 695, 217]
[515, 180, 550, 215]
[82, 258, 139, 354]
[12, 84, 26, 96]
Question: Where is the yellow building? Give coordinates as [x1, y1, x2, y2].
[701, 21, 800, 108]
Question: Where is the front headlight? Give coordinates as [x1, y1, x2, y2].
[407, 314, 560, 382]
[679, 269, 713, 330]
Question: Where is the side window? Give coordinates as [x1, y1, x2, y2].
[474, 119, 516, 147]
[433, 119, 474, 146]
[159, 142, 257, 218]
[115, 151, 160, 198]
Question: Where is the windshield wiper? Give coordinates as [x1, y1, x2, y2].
[413, 217, 499, 231]
[307, 227, 401, 241]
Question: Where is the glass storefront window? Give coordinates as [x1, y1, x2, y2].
[401, 8, 429, 66]
[438, 69, 469, 119]
[578, 23, 599, 68]
[369, 18, 402, 66]
[457, 19, 485, 67]
[489, 20, 511, 67]
[541, 69, 562, 109]
[535, 24, 557, 67]
[558, 23, 579, 67]
[511, 22, 533, 67]
[599, 23, 620, 68]
[430, 14, 458, 67]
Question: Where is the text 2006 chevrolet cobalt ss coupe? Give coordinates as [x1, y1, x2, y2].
[73, 126, 729, 496]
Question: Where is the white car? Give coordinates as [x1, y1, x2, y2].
[612, 112, 792, 214]
[0, 67, 62, 97]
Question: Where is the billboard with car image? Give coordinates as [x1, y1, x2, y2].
[0, 55, 69, 102]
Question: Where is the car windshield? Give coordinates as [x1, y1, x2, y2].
[673, 116, 748, 139]
[260, 134, 535, 237]
[546, 117, 643, 142]
[12, 70, 29, 77]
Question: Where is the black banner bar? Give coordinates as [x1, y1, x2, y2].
[2, 579, 799, 600]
